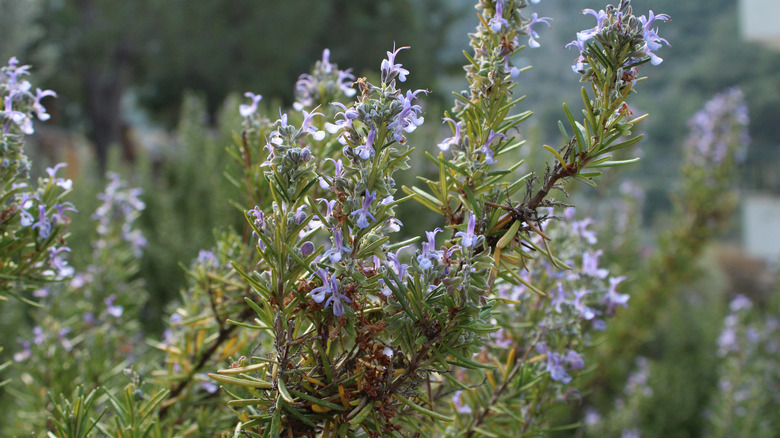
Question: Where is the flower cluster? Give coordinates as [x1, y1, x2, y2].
[92, 172, 147, 257]
[0, 58, 74, 297]
[706, 295, 780, 435]
[1, 57, 57, 181]
[567, 2, 669, 77]
[685, 87, 749, 168]
[293, 48, 356, 111]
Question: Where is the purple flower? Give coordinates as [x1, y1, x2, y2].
[311, 269, 335, 304]
[488, 0, 509, 32]
[571, 218, 597, 244]
[324, 286, 352, 317]
[197, 250, 219, 268]
[481, 130, 505, 165]
[323, 229, 350, 263]
[310, 269, 351, 316]
[248, 206, 265, 229]
[32, 88, 57, 121]
[200, 374, 219, 394]
[573, 288, 596, 320]
[381, 45, 410, 83]
[416, 228, 442, 270]
[388, 89, 427, 143]
[45, 163, 73, 190]
[582, 250, 608, 279]
[729, 294, 752, 312]
[105, 294, 124, 318]
[31, 205, 52, 239]
[3, 94, 33, 134]
[350, 190, 377, 229]
[387, 245, 410, 280]
[546, 351, 572, 384]
[639, 11, 670, 65]
[48, 246, 74, 278]
[239, 92, 263, 118]
[18, 193, 36, 226]
[377, 279, 393, 297]
[13, 339, 31, 362]
[551, 282, 567, 313]
[325, 102, 359, 141]
[456, 213, 479, 248]
[51, 202, 77, 225]
[301, 109, 326, 141]
[526, 13, 552, 48]
[605, 276, 629, 314]
[566, 350, 585, 370]
[355, 124, 377, 160]
[438, 118, 463, 151]
[452, 390, 473, 414]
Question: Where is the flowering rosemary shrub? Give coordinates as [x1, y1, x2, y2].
[207, 1, 668, 435]
[0, 57, 72, 302]
[4, 172, 151, 434]
[0, 0, 679, 436]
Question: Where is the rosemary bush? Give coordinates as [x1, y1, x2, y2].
[0, 1, 692, 436]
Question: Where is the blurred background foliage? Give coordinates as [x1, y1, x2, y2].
[2, 0, 779, 435]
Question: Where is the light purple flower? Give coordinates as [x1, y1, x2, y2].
[582, 250, 608, 279]
[605, 276, 629, 314]
[311, 269, 335, 304]
[566, 350, 585, 370]
[325, 102, 358, 140]
[571, 218, 597, 244]
[200, 375, 219, 394]
[551, 282, 567, 313]
[380, 45, 410, 83]
[31, 205, 52, 239]
[452, 390, 473, 414]
[49, 246, 74, 278]
[456, 213, 479, 248]
[239, 92, 263, 118]
[438, 118, 463, 151]
[105, 294, 124, 318]
[546, 351, 572, 384]
[387, 245, 410, 281]
[416, 228, 442, 270]
[350, 190, 377, 229]
[311, 269, 351, 316]
[301, 109, 326, 141]
[639, 11, 670, 65]
[488, 0, 509, 32]
[573, 288, 596, 320]
[355, 124, 377, 160]
[323, 229, 350, 263]
[481, 130, 505, 165]
[33, 88, 57, 121]
[51, 202, 77, 225]
[526, 13, 552, 48]
[324, 286, 352, 317]
[388, 89, 427, 143]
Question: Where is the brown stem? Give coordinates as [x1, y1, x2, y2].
[158, 304, 254, 419]
[466, 332, 544, 438]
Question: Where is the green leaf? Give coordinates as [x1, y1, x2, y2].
[208, 373, 273, 389]
[287, 388, 346, 411]
[543, 144, 568, 168]
[587, 157, 641, 168]
[441, 343, 494, 370]
[563, 103, 586, 154]
[401, 185, 444, 215]
[392, 394, 454, 422]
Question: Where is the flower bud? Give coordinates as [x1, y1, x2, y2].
[300, 241, 315, 256]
